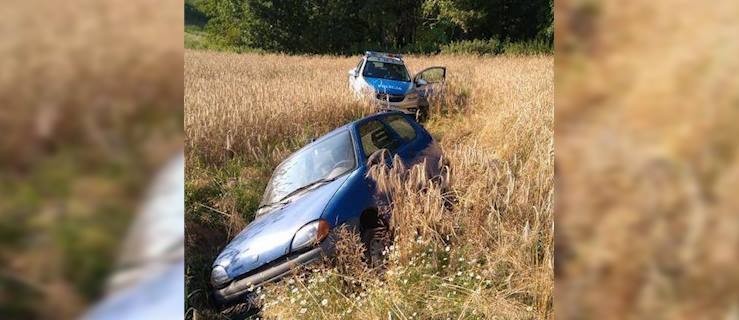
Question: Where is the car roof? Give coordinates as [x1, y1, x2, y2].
[366, 56, 404, 65]
[307, 112, 405, 146]
[277, 112, 406, 167]
[364, 51, 404, 65]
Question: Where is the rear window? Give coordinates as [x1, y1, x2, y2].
[358, 120, 400, 158]
[384, 115, 417, 142]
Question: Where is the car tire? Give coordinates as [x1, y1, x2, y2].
[219, 301, 257, 320]
[361, 225, 389, 269]
[416, 105, 429, 123]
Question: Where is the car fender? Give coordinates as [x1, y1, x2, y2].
[320, 167, 376, 229]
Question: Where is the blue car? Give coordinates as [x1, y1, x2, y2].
[210, 112, 444, 305]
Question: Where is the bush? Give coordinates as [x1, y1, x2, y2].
[441, 38, 553, 56]
[502, 38, 553, 55]
[440, 39, 503, 55]
[185, 29, 266, 54]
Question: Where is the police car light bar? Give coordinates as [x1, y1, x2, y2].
[365, 51, 403, 60]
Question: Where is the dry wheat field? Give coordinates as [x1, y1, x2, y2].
[556, 0, 739, 318]
[185, 50, 553, 319]
[0, 1, 182, 318]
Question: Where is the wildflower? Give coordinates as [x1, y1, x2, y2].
[300, 308, 307, 314]
[444, 246, 450, 252]
[321, 299, 328, 306]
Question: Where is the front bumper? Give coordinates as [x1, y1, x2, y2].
[371, 97, 420, 113]
[212, 247, 324, 305]
[377, 104, 421, 115]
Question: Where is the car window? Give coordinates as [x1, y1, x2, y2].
[383, 115, 417, 142]
[358, 120, 400, 158]
[362, 59, 410, 82]
[417, 67, 445, 83]
[260, 130, 356, 207]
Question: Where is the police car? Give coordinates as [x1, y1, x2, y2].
[348, 51, 446, 121]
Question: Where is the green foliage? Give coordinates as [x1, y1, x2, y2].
[185, 0, 209, 28]
[440, 38, 503, 55]
[440, 37, 553, 55]
[185, 29, 258, 53]
[503, 38, 553, 55]
[185, 158, 272, 315]
[186, 0, 553, 55]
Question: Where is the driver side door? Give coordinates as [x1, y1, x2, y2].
[413, 66, 446, 102]
[349, 58, 365, 95]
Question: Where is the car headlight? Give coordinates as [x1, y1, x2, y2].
[211, 265, 230, 287]
[291, 220, 331, 252]
[407, 92, 418, 100]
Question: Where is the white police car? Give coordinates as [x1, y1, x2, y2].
[348, 51, 446, 121]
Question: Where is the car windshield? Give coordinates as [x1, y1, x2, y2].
[260, 130, 356, 208]
[362, 60, 410, 82]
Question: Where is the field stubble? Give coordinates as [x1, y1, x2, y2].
[185, 50, 553, 319]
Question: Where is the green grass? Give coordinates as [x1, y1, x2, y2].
[185, 26, 264, 53]
[185, 28, 215, 51]
[185, 157, 276, 318]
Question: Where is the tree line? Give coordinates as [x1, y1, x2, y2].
[186, 0, 553, 55]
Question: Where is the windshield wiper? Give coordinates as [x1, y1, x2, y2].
[275, 177, 338, 204]
[257, 176, 337, 213]
[257, 200, 285, 211]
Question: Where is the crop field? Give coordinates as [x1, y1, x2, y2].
[185, 51, 553, 319]
[555, 0, 739, 318]
[0, 1, 182, 318]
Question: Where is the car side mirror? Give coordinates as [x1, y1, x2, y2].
[415, 78, 428, 87]
[348, 69, 357, 77]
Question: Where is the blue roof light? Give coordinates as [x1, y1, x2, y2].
[365, 51, 403, 60]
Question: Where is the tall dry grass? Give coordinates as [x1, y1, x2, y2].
[0, 0, 182, 318]
[556, 0, 739, 318]
[185, 50, 552, 319]
[186, 52, 372, 167]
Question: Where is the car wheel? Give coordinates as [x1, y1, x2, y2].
[219, 301, 258, 320]
[416, 105, 429, 122]
[361, 225, 389, 269]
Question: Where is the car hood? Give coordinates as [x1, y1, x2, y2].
[213, 174, 350, 279]
[364, 77, 412, 95]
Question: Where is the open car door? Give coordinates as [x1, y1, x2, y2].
[413, 66, 446, 101]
